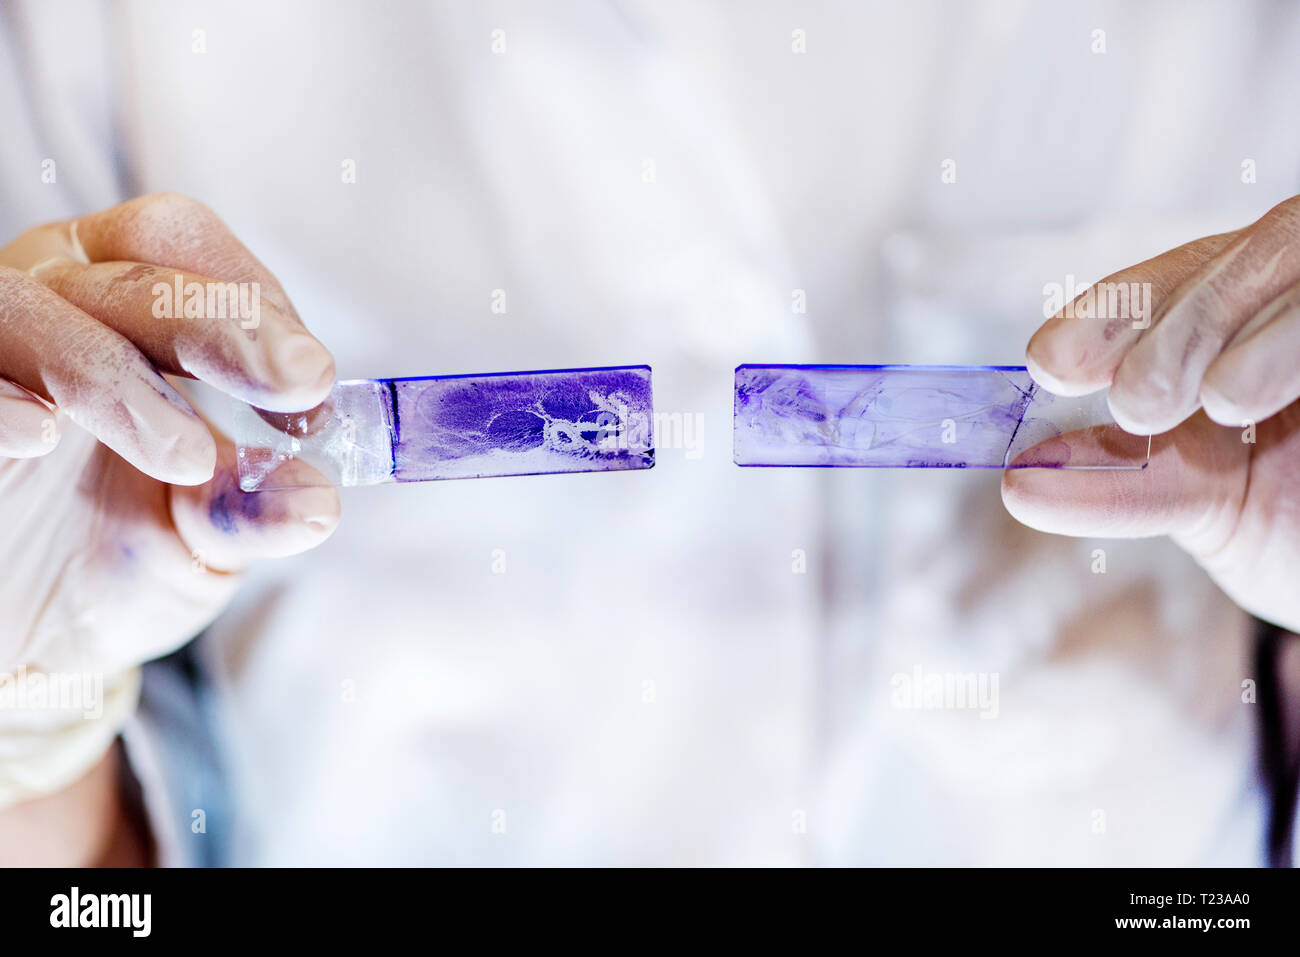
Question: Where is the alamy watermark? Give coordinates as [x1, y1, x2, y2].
[591, 404, 705, 459]
[0, 665, 104, 720]
[152, 275, 261, 329]
[1043, 275, 1153, 330]
[890, 666, 999, 719]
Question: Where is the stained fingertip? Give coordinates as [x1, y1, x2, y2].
[171, 456, 340, 572]
[1001, 424, 1157, 536]
[1001, 449, 1134, 539]
[239, 458, 342, 544]
[1006, 435, 1073, 469]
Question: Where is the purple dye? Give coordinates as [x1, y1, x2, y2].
[389, 366, 654, 482]
[236, 365, 655, 491]
[732, 364, 1130, 469]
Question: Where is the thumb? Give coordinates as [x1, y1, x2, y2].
[170, 436, 340, 573]
[1000, 413, 1248, 554]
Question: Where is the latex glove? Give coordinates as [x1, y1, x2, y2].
[0, 193, 340, 806]
[1003, 195, 1300, 631]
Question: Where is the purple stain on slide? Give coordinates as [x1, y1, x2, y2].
[733, 364, 1112, 469]
[487, 410, 547, 451]
[235, 365, 655, 491]
[391, 366, 654, 482]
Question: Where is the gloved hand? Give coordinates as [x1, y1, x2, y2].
[0, 193, 340, 808]
[1003, 194, 1300, 631]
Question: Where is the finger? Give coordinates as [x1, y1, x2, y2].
[1200, 280, 1300, 426]
[1109, 197, 1300, 433]
[0, 266, 215, 484]
[0, 378, 58, 458]
[0, 218, 90, 273]
[1000, 412, 1248, 555]
[33, 259, 334, 412]
[170, 437, 340, 573]
[1026, 232, 1238, 396]
[73, 193, 300, 320]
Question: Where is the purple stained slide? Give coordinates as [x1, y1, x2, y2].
[733, 364, 1149, 470]
[236, 365, 655, 491]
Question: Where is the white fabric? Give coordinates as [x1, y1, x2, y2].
[3, 0, 1296, 863]
[0, 667, 139, 809]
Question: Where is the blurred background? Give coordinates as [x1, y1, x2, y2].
[2, 0, 1297, 864]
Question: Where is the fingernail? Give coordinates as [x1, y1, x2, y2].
[1025, 352, 1073, 395]
[1198, 380, 1248, 427]
[165, 428, 218, 485]
[113, 383, 216, 485]
[265, 332, 335, 411]
[0, 387, 58, 457]
[1025, 329, 1117, 398]
[1104, 391, 1149, 435]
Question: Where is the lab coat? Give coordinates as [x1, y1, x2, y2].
[1, 0, 1295, 864]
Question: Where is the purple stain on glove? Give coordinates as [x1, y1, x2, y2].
[210, 470, 266, 530]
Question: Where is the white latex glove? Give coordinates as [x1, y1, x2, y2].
[1004, 194, 1300, 632]
[0, 193, 340, 806]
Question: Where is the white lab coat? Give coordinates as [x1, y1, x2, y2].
[2, 0, 1295, 864]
